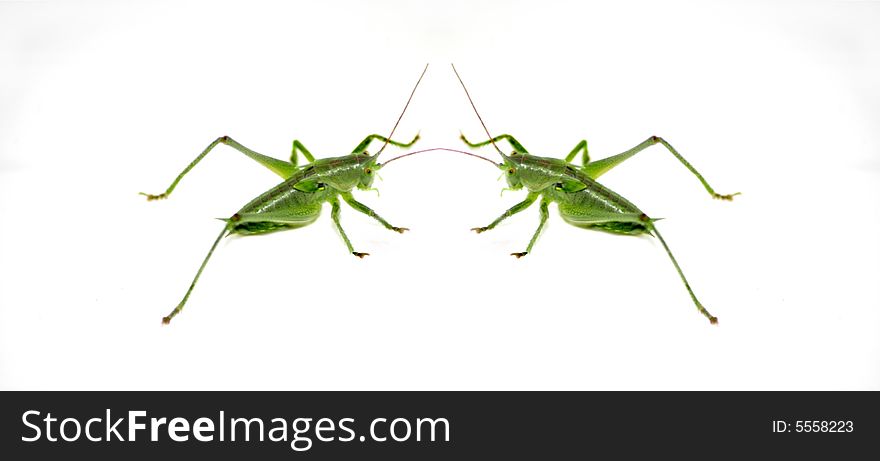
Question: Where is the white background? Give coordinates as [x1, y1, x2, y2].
[1, 0, 878, 390]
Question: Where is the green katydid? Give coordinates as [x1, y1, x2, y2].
[451, 64, 739, 324]
[142, 65, 429, 324]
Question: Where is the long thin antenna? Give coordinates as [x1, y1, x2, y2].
[375, 64, 429, 158]
[451, 64, 503, 156]
[380, 147, 500, 168]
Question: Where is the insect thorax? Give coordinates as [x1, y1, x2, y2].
[310, 154, 375, 191]
[508, 154, 570, 192]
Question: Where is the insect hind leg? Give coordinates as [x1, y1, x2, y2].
[651, 224, 718, 324]
[582, 136, 740, 200]
[162, 225, 230, 324]
[141, 136, 296, 200]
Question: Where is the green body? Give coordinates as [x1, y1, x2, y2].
[230, 151, 378, 234]
[510, 152, 648, 232]
[463, 132, 738, 324]
[144, 66, 430, 324]
[143, 133, 417, 324]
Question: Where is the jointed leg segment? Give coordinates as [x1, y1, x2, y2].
[341, 192, 408, 233]
[564, 140, 589, 166]
[460, 133, 529, 154]
[330, 197, 368, 258]
[472, 192, 540, 233]
[162, 225, 230, 324]
[651, 226, 718, 324]
[351, 133, 420, 155]
[140, 136, 296, 200]
[582, 136, 740, 200]
[290, 140, 315, 167]
[512, 199, 550, 258]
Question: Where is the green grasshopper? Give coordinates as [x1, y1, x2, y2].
[452, 65, 739, 324]
[143, 66, 429, 324]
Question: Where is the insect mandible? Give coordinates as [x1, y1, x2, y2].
[451, 64, 739, 324]
[142, 65, 429, 324]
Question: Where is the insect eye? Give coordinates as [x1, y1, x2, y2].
[508, 168, 515, 175]
[364, 168, 372, 174]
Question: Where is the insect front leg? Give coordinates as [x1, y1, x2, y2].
[511, 199, 551, 258]
[340, 192, 408, 233]
[350, 133, 420, 155]
[460, 133, 530, 153]
[472, 192, 539, 234]
[141, 136, 296, 200]
[581, 136, 740, 200]
[330, 197, 369, 258]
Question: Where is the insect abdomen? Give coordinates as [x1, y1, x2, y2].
[554, 187, 649, 234]
[230, 222, 299, 235]
[587, 221, 650, 235]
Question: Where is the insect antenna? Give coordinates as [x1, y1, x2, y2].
[451, 64, 505, 158]
[374, 63, 429, 159]
[381, 147, 500, 168]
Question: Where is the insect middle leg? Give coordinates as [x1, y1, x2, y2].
[580, 136, 739, 200]
[564, 140, 589, 165]
[340, 192, 408, 233]
[141, 136, 297, 200]
[472, 192, 540, 233]
[351, 133, 420, 155]
[511, 199, 550, 258]
[460, 133, 530, 153]
[330, 197, 369, 258]
[290, 140, 316, 167]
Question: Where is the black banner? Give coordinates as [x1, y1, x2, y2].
[2, 392, 877, 458]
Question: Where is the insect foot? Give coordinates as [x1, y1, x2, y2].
[139, 192, 168, 201]
[352, 252, 370, 259]
[694, 300, 719, 325]
[470, 227, 488, 234]
[510, 252, 529, 258]
[713, 192, 742, 201]
[392, 227, 409, 233]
